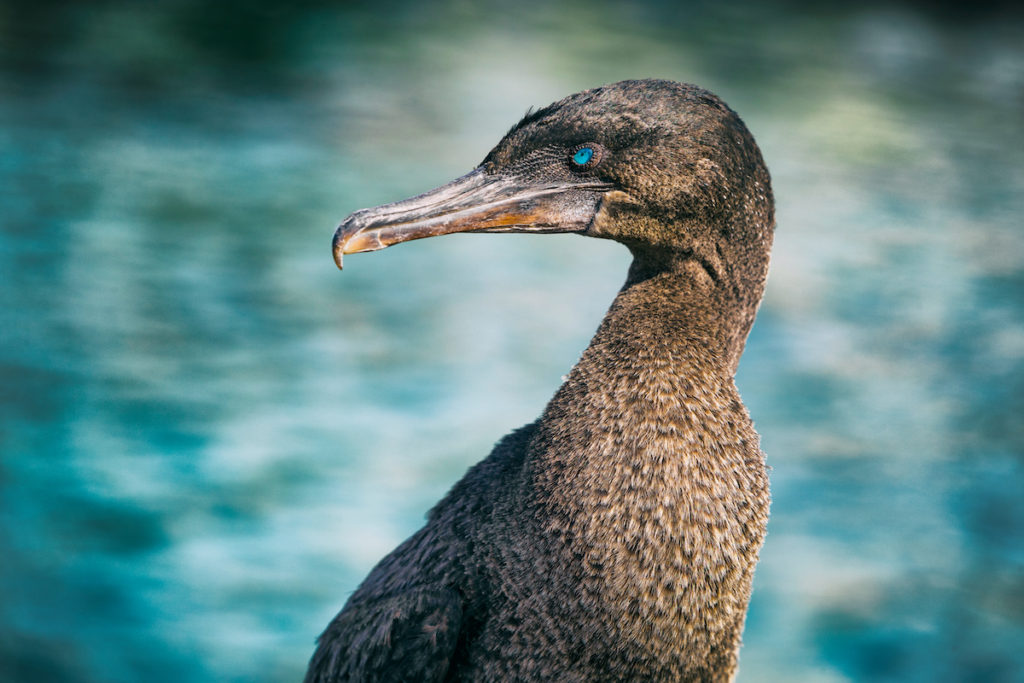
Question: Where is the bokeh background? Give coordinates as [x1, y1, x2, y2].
[2, 1, 1023, 680]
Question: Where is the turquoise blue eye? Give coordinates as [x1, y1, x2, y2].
[572, 147, 594, 165]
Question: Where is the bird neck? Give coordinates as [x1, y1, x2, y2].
[618, 247, 760, 374]
[527, 255, 760, 499]
[521, 256, 768, 661]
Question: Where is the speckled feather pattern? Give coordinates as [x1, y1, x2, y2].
[308, 80, 775, 682]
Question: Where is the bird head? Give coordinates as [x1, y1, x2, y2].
[334, 80, 773, 301]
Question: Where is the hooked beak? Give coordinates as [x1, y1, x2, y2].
[332, 168, 612, 269]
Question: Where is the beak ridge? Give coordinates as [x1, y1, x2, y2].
[332, 168, 612, 270]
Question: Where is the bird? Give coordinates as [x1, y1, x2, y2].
[308, 79, 774, 682]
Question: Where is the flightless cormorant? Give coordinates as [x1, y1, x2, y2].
[308, 79, 775, 682]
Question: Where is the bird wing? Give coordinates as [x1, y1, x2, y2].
[306, 421, 539, 682]
[305, 586, 463, 683]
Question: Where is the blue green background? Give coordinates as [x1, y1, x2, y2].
[2, 1, 1023, 680]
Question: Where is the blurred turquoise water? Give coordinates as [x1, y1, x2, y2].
[2, 1, 1023, 681]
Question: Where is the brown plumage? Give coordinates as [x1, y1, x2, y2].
[308, 79, 774, 682]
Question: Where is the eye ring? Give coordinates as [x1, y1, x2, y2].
[569, 143, 602, 170]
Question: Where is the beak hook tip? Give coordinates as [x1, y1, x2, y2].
[332, 228, 346, 270]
